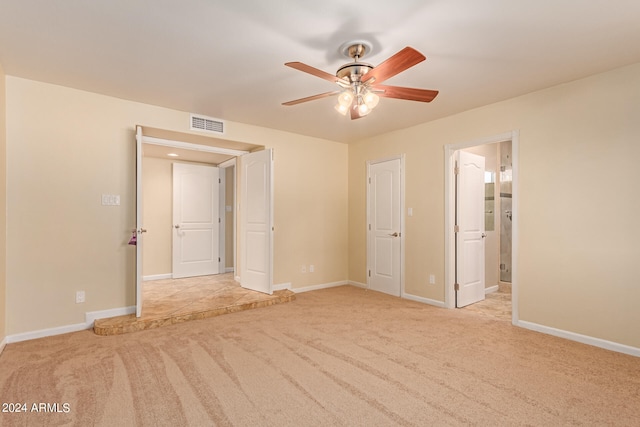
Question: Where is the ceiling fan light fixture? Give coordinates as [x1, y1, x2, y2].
[363, 91, 380, 109]
[334, 103, 349, 115]
[284, 44, 438, 120]
[337, 90, 354, 107]
[358, 102, 371, 116]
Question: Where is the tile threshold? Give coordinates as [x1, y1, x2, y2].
[94, 289, 296, 336]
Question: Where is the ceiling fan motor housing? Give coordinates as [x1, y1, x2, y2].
[336, 62, 374, 83]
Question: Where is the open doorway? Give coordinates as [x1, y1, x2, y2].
[134, 126, 272, 317]
[444, 132, 518, 323]
[141, 147, 235, 281]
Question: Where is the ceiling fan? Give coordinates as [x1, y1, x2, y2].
[282, 42, 439, 120]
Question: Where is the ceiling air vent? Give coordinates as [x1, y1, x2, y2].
[190, 114, 225, 134]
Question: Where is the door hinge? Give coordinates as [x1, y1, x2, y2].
[218, 257, 221, 262]
[219, 178, 221, 184]
[454, 161, 459, 175]
[218, 218, 221, 223]
[368, 177, 371, 184]
[454, 225, 459, 233]
[368, 224, 371, 231]
[454, 283, 460, 291]
[368, 270, 371, 277]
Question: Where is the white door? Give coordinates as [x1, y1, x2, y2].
[456, 151, 486, 307]
[172, 163, 220, 279]
[135, 127, 144, 317]
[367, 158, 402, 296]
[240, 149, 273, 294]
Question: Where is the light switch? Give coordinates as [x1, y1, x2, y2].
[408, 207, 413, 217]
[101, 194, 121, 206]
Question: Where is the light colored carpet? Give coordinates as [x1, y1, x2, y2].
[1, 285, 638, 426]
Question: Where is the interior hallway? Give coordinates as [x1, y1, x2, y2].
[94, 273, 295, 335]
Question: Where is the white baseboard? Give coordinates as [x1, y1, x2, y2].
[6, 305, 137, 344]
[348, 282, 446, 308]
[273, 282, 292, 291]
[402, 292, 447, 308]
[293, 280, 349, 293]
[225, 267, 235, 273]
[516, 320, 640, 358]
[348, 280, 367, 289]
[485, 285, 499, 294]
[143, 274, 172, 281]
[85, 306, 136, 327]
[0, 337, 6, 354]
[7, 322, 89, 344]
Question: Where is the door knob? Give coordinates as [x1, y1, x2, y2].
[481, 233, 487, 238]
[174, 224, 180, 229]
[138, 228, 147, 234]
[389, 232, 399, 237]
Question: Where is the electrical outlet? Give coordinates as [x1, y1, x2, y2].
[76, 291, 85, 303]
[429, 274, 436, 285]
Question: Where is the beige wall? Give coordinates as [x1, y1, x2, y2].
[0, 64, 7, 343]
[5, 77, 348, 335]
[349, 62, 640, 348]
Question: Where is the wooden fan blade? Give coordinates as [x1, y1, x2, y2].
[375, 84, 439, 102]
[362, 47, 426, 84]
[285, 61, 340, 83]
[282, 91, 339, 106]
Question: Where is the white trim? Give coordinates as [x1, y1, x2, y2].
[0, 337, 6, 354]
[348, 280, 367, 288]
[219, 159, 237, 275]
[141, 135, 248, 157]
[293, 280, 349, 294]
[444, 131, 519, 324]
[218, 157, 236, 169]
[5, 306, 137, 344]
[510, 134, 520, 324]
[272, 282, 292, 291]
[143, 274, 172, 281]
[402, 292, 447, 308]
[485, 285, 499, 294]
[7, 323, 89, 344]
[85, 306, 136, 327]
[516, 320, 640, 358]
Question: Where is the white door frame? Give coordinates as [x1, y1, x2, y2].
[135, 127, 144, 317]
[444, 131, 519, 323]
[366, 155, 405, 297]
[218, 158, 236, 274]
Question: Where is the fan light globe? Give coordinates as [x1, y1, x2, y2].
[334, 103, 349, 115]
[358, 103, 371, 116]
[364, 91, 379, 109]
[338, 90, 354, 107]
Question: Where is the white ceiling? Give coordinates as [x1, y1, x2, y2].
[1, 1, 639, 143]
